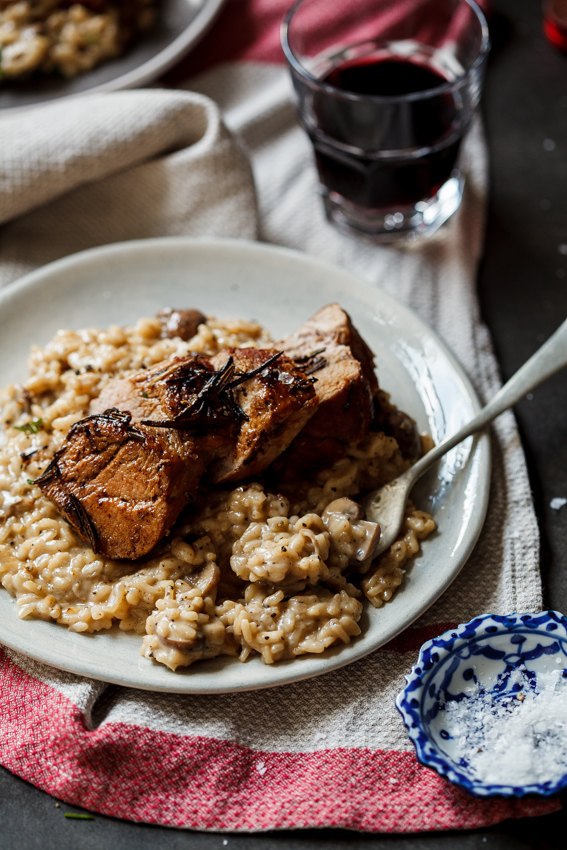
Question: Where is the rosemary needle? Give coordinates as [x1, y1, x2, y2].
[64, 813, 95, 820]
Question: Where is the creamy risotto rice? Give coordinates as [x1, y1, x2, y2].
[0, 314, 435, 672]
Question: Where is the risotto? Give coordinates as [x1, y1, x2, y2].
[0, 313, 435, 672]
[0, 0, 158, 81]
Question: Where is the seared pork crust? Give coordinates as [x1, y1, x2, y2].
[35, 409, 205, 560]
[276, 304, 376, 473]
[279, 303, 376, 446]
[208, 348, 319, 484]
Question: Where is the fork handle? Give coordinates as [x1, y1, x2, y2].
[407, 315, 567, 483]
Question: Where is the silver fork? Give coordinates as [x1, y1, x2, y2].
[362, 316, 567, 559]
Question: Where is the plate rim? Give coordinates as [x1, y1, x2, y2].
[0, 236, 491, 692]
[0, 0, 226, 116]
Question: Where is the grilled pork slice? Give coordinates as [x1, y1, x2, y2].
[279, 303, 376, 445]
[90, 354, 237, 462]
[35, 409, 205, 560]
[207, 348, 319, 483]
[41, 355, 225, 560]
[41, 350, 318, 558]
[280, 304, 422, 464]
[276, 304, 376, 472]
[91, 355, 214, 422]
[93, 349, 319, 481]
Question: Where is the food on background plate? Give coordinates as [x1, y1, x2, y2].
[0, 0, 158, 81]
[0, 304, 435, 673]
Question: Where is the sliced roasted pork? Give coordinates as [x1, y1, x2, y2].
[93, 349, 319, 481]
[208, 348, 319, 483]
[39, 349, 318, 559]
[275, 304, 376, 472]
[35, 409, 205, 560]
[279, 303, 376, 445]
[90, 354, 237, 461]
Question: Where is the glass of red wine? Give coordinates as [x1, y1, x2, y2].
[281, 0, 490, 241]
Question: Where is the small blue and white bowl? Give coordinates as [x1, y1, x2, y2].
[396, 611, 567, 797]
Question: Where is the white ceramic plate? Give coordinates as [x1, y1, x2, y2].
[0, 237, 490, 692]
[0, 0, 225, 115]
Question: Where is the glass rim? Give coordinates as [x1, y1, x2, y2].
[543, 0, 567, 23]
[280, 0, 490, 103]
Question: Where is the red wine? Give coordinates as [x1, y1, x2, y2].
[325, 58, 446, 97]
[310, 56, 464, 210]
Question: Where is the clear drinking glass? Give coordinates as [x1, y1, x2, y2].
[281, 0, 490, 241]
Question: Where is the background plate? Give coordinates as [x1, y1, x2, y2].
[0, 0, 225, 114]
[0, 237, 490, 692]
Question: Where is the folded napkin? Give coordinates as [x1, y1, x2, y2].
[0, 1, 559, 834]
[0, 89, 257, 287]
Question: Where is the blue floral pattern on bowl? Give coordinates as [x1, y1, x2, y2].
[395, 611, 567, 797]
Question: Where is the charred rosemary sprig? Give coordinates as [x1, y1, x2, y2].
[67, 408, 146, 442]
[64, 492, 98, 552]
[226, 350, 283, 389]
[303, 357, 326, 375]
[293, 348, 327, 376]
[142, 352, 288, 433]
[148, 358, 209, 386]
[291, 377, 317, 392]
[34, 455, 61, 487]
[142, 358, 240, 430]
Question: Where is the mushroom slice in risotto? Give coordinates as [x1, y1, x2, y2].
[321, 497, 381, 568]
[156, 308, 207, 341]
[141, 563, 231, 672]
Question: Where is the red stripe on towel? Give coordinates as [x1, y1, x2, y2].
[0, 648, 558, 831]
[164, 0, 492, 85]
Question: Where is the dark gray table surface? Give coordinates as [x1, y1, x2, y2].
[1, 0, 567, 847]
